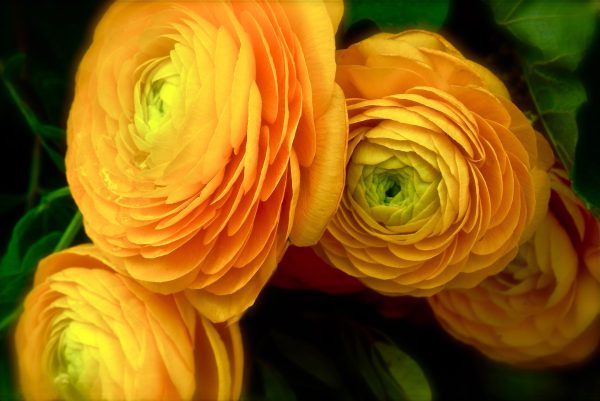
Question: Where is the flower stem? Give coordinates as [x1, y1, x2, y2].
[0, 306, 22, 332]
[54, 211, 82, 252]
[26, 137, 41, 209]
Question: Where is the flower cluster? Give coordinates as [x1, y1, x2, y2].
[17, 0, 345, 399]
[13, 0, 599, 399]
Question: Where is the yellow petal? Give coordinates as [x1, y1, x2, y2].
[290, 85, 348, 246]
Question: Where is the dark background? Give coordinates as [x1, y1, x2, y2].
[1, 1, 599, 400]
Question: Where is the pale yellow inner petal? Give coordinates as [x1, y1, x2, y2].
[53, 321, 101, 401]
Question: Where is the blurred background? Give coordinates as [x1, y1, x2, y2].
[1, 1, 599, 400]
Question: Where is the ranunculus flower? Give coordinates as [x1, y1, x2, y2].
[15, 245, 244, 401]
[428, 168, 600, 367]
[317, 30, 553, 296]
[271, 245, 365, 294]
[66, 0, 347, 322]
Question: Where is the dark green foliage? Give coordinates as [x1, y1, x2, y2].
[343, 0, 449, 33]
[489, 0, 600, 215]
[0, 188, 78, 331]
[1, 1, 599, 401]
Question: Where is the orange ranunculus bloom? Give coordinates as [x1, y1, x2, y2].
[15, 245, 244, 401]
[429, 168, 600, 367]
[66, 0, 347, 322]
[317, 30, 554, 296]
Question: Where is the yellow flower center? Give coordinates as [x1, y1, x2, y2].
[348, 138, 441, 227]
[53, 321, 100, 401]
[363, 166, 425, 208]
[145, 62, 179, 133]
[137, 58, 181, 140]
[131, 54, 183, 171]
[490, 242, 553, 300]
[503, 245, 538, 282]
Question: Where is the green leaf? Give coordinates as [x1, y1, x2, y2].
[1, 53, 25, 81]
[343, 0, 449, 33]
[0, 306, 22, 333]
[573, 100, 600, 217]
[22, 232, 62, 274]
[491, 1, 596, 71]
[53, 211, 82, 253]
[342, 328, 431, 401]
[1, 207, 44, 274]
[38, 124, 65, 142]
[571, 17, 600, 217]
[0, 187, 79, 333]
[270, 331, 342, 389]
[373, 342, 432, 401]
[258, 361, 297, 401]
[343, 331, 388, 400]
[524, 65, 587, 170]
[489, 0, 597, 173]
[0, 187, 75, 276]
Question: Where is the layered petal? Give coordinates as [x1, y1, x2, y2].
[318, 30, 553, 296]
[66, 0, 347, 322]
[429, 168, 600, 367]
[14, 245, 243, 401]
